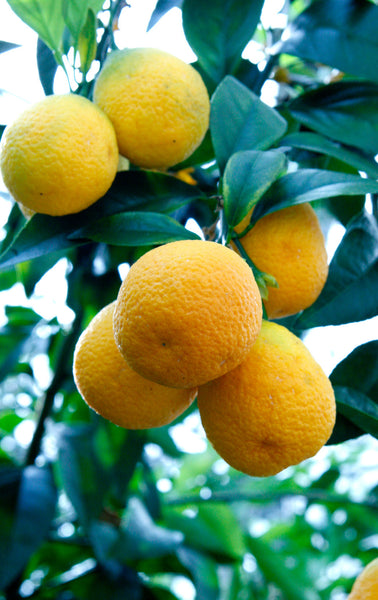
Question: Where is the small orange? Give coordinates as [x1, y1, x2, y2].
[234, 203, 328, 319]
[0, 94, 119, 216]
[197, 320, 336, 477]
[73, 302, 196, 429]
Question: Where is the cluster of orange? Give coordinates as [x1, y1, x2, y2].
[1, 45, 336, 478]
[0, 48, 210, 216]
[74, 238, 335, 479]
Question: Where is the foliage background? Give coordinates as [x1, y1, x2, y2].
[0, 1, 377, 599]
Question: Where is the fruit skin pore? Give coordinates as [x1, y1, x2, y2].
[113, 240, 263, 389]
[73, 302, 196, 429]
[347, 557, 378, 600]
[197, 320, 336, 477]
[234, 203, 329, 319]
[0, 94, 119, 216]
[93, 47, 210, 170]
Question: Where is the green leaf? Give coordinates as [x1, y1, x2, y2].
[295, 212, 378, 328]
[177, 546, 220, 600]
[148, 0, 183, 31]
[288, 81, 378, 156]
[0, 171, 201, 270]
[210, 76, 288, 171]
[280, 0, 378, 83]
[7, 0, 65, 52]
[251, 169, 378, 224]
[0, 40, 19, 53]
[247, 535, 320, 600]
[78, 8, 97, 75]
[333, 386, 378, 439]
[281, 132, 378, 179]
[165, 503, 246, 560]
[0, 465, 57, 590]
[182, 0, 264, 86]
[70, 211, 200, 246]
[62, 0, 89, 41]
[223, 150, 287, 227]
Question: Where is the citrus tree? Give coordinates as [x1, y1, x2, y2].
[0, 1, 377, 599]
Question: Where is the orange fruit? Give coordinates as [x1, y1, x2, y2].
[93, 47, 210, 170]
[0, 94, 119, 216]
[197, 320, 336, 477]
[348, 558, 378, 600]
[234, 203, 328, 319]
[73, 302, 196, 429]
[113, 240, 262, 389]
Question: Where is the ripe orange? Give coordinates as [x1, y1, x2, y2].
[113, 240, 262, 389]
[234, 203, 328, 319]
[197, 320, 336, 477]
[0, 94, 119, 216]
[93, 47, 210, 170]
[348, 558, 378, 600]
[73, 302, 196, 429]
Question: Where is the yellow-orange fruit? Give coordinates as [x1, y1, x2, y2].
[113, 240, 262, 389]
[0, 94, 119, 216]
[73, 302, 196, 429]
[93, 47, 210, 170]
[234, 203, 328, 319]
[348, 558, 378, 600]
[197, 320, 336, 477]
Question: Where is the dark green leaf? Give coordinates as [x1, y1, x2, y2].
[58, 423, 111, 530]
[182, 0, 264, 86]
[251, 169, 378, 224]
[329, 341, 378, 442]
[90, 497, 183, 563]
[333, 386, 378, 439]
[36, 37, 58, 96]
[0, 41, 19, 53]
[7, 0, 65, 52]
[296, 212, 378, 328]
[70, 211, 200, 246]
[177, 547, 220, 600]
[279, 0, 378, 83]
[0, 171, 201, 270]
[148, 0, 183, 31]
[0, 465, 57, 589]
[223, 149, 287, 227]
[0, 306, 41, 383]
[281, 132, 378, 179]
[330, 340, 378, 400]
[210, 76, 287, 171]
[288, 81, 378, 156]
